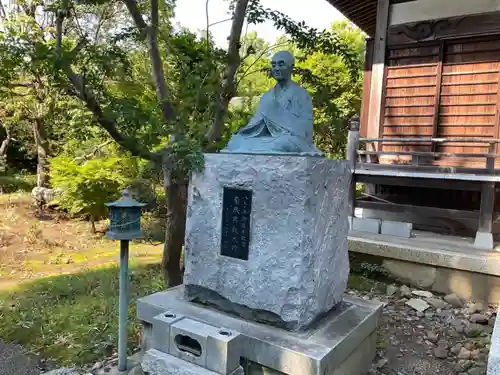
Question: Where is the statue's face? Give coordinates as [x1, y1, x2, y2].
[271, 53, 293, 82]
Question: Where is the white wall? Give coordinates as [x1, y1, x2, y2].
[390, 0, 500, 26]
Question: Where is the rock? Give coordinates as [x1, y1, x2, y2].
[467, 367, 486, 375]
[426, 297, 448, 309]
[451, 344, 463, 355]
[454, 360, 474, 373]
[405, 298, 430, 313]
[464, 342, 475, 351]
[90, 362, 103, 371]
[183, 155, 351, 331]
[466, 302, 487, 314]
[444, 293, 464, 308]
[470, 314, 488, 325]
[433, 345, 449, 359]
[451, 319, 466, 333]
[464, 323, 484, 338]
[386, 285, 398, 296]
[458, 347, 472, 360]
[42, 369, 80, 375]
[400, 285, 412, 298]
[375, 358, 388, 368]
[129, 365, 145, 375]
[426, 331, 439, 343]
[412, 290, 434, 298]
[470, 349, 483, 360]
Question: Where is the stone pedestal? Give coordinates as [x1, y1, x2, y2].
[137, 287, 383, 375]
[183, 154, 351, 331]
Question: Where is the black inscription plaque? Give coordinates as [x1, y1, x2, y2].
[220, 187, 252, 260]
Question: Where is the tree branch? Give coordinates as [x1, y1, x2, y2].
[55, 9, 66, 51]
[205, 0, 210, 49]
[122, 0, 174, 123]
[208, 0, 249, 144]
[64, 66, 159, 162]
[122, 0, 147, 36]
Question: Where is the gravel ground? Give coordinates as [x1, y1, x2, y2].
[349, 283, 496, 375]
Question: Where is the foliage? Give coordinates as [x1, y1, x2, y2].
[0, 170, 36, 194]
[0, 263, 164, 367]
[49, 154, 141, 227]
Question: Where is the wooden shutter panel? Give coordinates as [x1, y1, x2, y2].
[381, 43, 441, 161]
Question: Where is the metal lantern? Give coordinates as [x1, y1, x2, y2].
[105, 188, 146, 372]
[106, 189, 146, 240]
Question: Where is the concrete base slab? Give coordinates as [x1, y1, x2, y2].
[352, 217, 381, 234]
[381, 220, 412, 238]
[475, 231, 494, 250]
[137, 287, 383, 375]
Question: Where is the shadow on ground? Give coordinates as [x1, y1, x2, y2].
[0, 263, 164, 370]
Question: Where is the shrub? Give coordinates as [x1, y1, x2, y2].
[49, 155, 140, 231]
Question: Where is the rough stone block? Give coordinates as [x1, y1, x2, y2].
[142, 349, 244, 375]
[352, 217, 381, 234]
[183, 154, 350, 331]
[381, 220, 412, 238]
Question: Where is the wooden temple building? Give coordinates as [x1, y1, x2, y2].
[324, 0, 500, 301]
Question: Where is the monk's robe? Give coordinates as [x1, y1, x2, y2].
[225, 82, 321, 154]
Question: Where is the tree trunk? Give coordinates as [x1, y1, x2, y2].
[33, 119, 50, 188]
[161, 171, 188, 288]
[0, 123, 10, 158]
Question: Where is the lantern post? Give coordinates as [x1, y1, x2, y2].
[106, 189, 146, 372]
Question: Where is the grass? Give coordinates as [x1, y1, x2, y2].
[0, 192, 165, 367]
[0, 263, 164, 367]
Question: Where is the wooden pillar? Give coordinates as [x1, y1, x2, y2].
[347, 116, 360, 221]
[474, 143, 496, 250]
[366, 0, 390, 146]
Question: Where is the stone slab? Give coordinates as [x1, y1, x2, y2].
[142, 350, 244, 375]
[352, 217, 381, 234]
[137, 287, 383, 375]
[183, 154, 350, 331]
[381, 220, 412, 238]
[475, 232, 494, 250]
[488, 305, 500, 374]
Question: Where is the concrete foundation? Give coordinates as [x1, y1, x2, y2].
[349, 230, 500, 302]
[137, 287, 383, 375]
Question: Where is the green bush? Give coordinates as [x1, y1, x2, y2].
[49, 155, 140, 230]
[0, 167, 36, 194]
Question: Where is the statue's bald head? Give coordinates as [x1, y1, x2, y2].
[271, 50, 295, 83]
[272, 50, 295, 67]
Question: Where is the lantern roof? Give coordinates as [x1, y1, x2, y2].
[105, 189, 146, 208]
